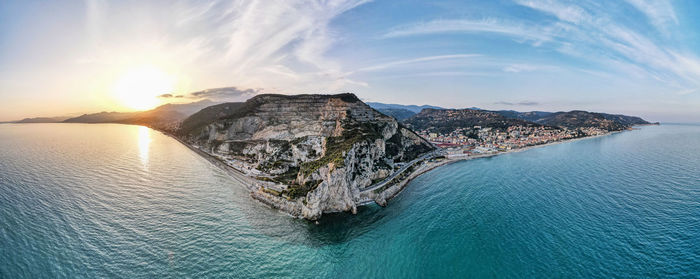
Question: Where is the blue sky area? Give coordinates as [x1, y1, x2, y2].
[1, 0, 699, 122]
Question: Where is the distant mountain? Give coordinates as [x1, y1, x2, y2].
[535, 111, 649, 131]
[64, 111, 138, 123]
[374, 108, 416, 120]
[404, 108, 541, 134]
[151, 99, 217, 117]
[491, 110, 651, 131]
[63, 99, 216, 132]
[114, 99, 217, 131]
[178, 101, 253, 136]
[492, 110, 553, 122]
[598, 113, 651, 127]
[15, 116, 70, 123]
[367, 102, 444, 113]
[405, 108, 653, 134]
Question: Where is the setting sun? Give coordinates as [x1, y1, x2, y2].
[113, 66, 174, 110]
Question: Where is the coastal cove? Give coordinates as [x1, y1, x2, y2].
[350, 128, 636, 208]
[1, 123, 699, 277]
[6, 93, 655, 220]
[170, 124, 628, 217]
[5, 1, 700, 277]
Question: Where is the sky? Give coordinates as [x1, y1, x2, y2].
[1, 0, 700, 122]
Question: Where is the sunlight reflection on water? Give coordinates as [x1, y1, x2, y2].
[138, 126, 150, 166]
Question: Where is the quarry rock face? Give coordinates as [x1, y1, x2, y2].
[179, 93, 434, 219]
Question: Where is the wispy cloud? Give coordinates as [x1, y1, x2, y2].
[369, 71, 494, 81]
[624, 0, 678, 30]
[380, 0, 700, 91]
[383, 18, 552, 44]
[357, 54, 481, 72]
[513, 0, 590, 24]
[502, 64, 554, 73]
[676, 88, 698, 95]
[494, 101, 540, 106]
[81, 0, 370, 94]
[158, 94, 184, 99]
[514, 0, 700, 87]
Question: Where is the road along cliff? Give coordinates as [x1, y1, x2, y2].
[177, 93, 435, 220]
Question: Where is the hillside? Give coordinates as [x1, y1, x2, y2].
[491, 110, 651, 131]
[63, 111, 138, 123]
[404, 108, 542, 134]
[492, 110, 553, 122]
[15, 116, 70, 123]
[599, 113, 651, 126]
[63, 100, 215, 132]
[374, 108, 416, 120]
[535, 111, 650, 131]
[178, 102, 255, 136]
[178, 93, 435, 220]
[367, 102, 444, 113]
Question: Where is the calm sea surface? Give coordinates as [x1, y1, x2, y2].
[1, 123, 699, 278]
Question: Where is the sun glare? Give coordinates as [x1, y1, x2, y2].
[113, 66, 174, 110]
[137, 126, 151, 166]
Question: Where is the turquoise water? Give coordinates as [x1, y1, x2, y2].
[1, 123, 699, 278]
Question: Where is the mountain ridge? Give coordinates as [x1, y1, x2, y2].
[366, 102, 444, 113]
[63, 99, 216, 131]
[489, 109, 651, 130]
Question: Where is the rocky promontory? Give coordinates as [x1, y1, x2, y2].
[177, 93, 435, 220]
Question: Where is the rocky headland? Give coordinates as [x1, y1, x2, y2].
[176, 93, 436, 220]
[48, 92, 656, 221]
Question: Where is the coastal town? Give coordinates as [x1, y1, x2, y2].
[416, 125, 610, 157]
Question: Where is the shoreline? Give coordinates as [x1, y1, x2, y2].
[444, 130, 621, 164]
[3, 122, 648, 220]
[370, 130, 626, 206]
[164, 128, 629, 219]
[165, 133, 259, 191]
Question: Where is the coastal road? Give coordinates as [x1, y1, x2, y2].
[359, 150, 441, 194]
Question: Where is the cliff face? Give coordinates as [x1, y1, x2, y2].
[179, 93, 434, 220]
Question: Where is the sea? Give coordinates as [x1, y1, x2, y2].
[1, 123, 698, 278]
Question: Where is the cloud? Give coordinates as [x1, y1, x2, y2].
[513, 0, 590, 24]
[503, 64, 539, 73]
[79, 0, 370, 94]
[513, 0, 700, 87]
[357, 54, 482, 72]
[624, 0, 678, 30]
[381, 1, 700, 90]
[209, 0, 370, 91]
[369, 71, 494, 81]
[495, 101, 540, 106]
[158, 93, 186, 98]
[189, 86, 262, 101]
[383, 18, 551, 44]
[676, 88, 697, 95]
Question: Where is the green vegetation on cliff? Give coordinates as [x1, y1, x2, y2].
[176, 93, 436, 206]
[299, 121, 384, 177]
